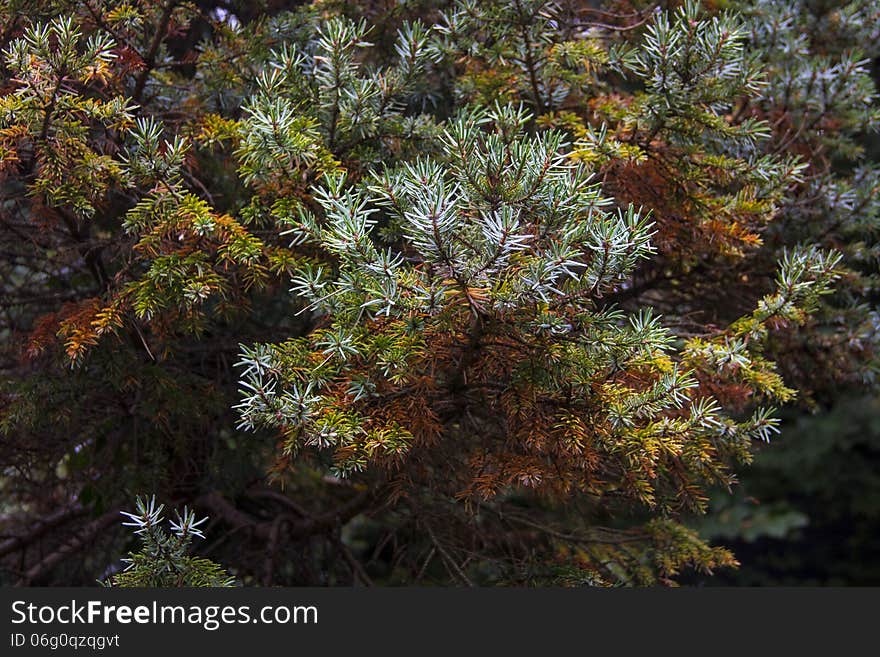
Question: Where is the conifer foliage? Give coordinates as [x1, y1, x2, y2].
[0, 0, 876, 586]
[104, 496, 234, 587]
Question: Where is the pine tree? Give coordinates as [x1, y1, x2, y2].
[104, 496, 234, 587]
[688, 0, 880, 584]
[0, 0, 875, 586]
